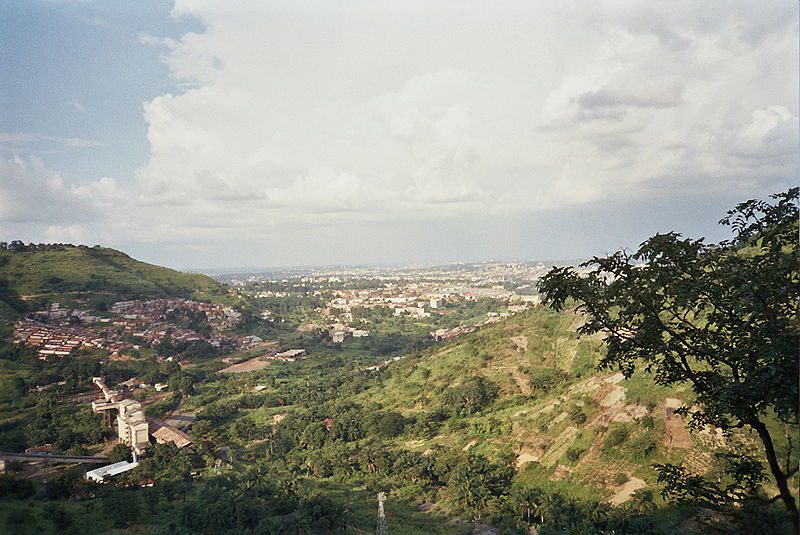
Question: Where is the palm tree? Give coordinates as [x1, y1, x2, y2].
[629, 488, 657, 515]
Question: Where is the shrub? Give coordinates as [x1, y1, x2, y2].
[566, 447, 584, 463]
[443, 377, 499, 416]
[366, 411, 406, 438]
[604, 425, 629, 448]
[528, 368, 571, 397]
[567, 405, 587, 424]
[0, 474, 35, 499]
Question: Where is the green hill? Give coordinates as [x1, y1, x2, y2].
[355, 306, 781, 504]
[0, 244, 229, 314]
[184, 304, 793, 531]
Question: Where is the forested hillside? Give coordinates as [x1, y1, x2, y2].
[171, 303, 793, 534]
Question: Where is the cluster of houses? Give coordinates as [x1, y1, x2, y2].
[11, 298, 250, 360]
[111, 298, 241, 331]
[319, 284, 541, 324]
[13, 316, 127, 359]
[322, 322, 370, 343]
[430, 301, 536, 342]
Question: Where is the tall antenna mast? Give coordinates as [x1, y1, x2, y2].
[376, 492, 388, 535]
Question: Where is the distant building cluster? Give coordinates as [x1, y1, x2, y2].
[13, 303, 127, 358]
[12, 298, 246, 360]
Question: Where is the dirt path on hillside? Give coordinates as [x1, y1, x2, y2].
[663, 398, 692, 449]
[539, 426, 578, 466]
[512, 368, 531, 395]
[462, 439, 479, 452]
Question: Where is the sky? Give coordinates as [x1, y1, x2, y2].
[1, 1, 798, 270]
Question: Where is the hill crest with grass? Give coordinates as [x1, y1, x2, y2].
[0, 243, 228, 317]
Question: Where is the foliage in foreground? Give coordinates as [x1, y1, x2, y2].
[539, 188, 799, 529]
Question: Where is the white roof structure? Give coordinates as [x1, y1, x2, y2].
[85, 460, 139, 482]
[276, 349, 306, 358]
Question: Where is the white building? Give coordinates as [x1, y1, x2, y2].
[275, 349, 306, 360]
[117, 399, 150, 454]
[85, 459, 138, 482]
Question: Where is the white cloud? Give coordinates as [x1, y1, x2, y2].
[0, 155, 95, 223]
[45, 224, 89, 243]
[0, 132, 103, 149]
[124, 0, 796, 239]
[66, 99, 86, 112]
[6, 1, 798, 263]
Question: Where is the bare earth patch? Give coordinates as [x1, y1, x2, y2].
[462, 439, 479, 452]
[549, 464, 573, 482]
[220, 356, 270, 373]
[510, 335, 528, 351]
[272, 413, 287, 425]
[600, 385, 626, 407]
[604, 372, 626, 384]
[610, 477, 646, 505]
[568, 376, 602, 396]
[512, 368, 532, 395]
[664, 398, 692, 449]
[611, 404, 648, 423]
[516, 451, 540, 467]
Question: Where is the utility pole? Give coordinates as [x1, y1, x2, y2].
[376, 492, 388, 535]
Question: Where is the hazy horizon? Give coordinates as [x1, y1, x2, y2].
[2, 1, 797, 270]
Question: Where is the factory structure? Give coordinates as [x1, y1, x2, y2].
[91, 377, 151, 455]
[86, 377, 193, 481]
[117, 399, 150, 454]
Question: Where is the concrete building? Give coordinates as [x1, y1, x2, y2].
[117, 399, 150, 454]
[332, 331, 346, 343]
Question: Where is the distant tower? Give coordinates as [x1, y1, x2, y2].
[376, 492, 388, 535]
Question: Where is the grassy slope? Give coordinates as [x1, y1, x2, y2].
[355, 306, 768, 502]
[0, 245, 228, 311]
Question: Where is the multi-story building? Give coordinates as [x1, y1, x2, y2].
[117, 399, 150, 454]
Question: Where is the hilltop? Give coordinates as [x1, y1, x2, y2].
[0, 243, 229, 316]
